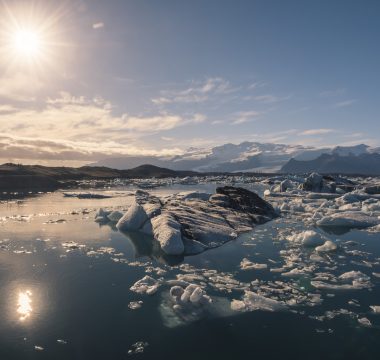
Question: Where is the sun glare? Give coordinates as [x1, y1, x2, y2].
[11, 29, 42, 58]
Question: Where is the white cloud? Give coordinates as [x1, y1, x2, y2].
[0, 92, 205, 163]
[92, 22, 104, 29]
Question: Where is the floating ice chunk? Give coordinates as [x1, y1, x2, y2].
[362, 201, 380, 212]
[311, 282, 357, 291]
[128, 341, 148, 355]
[339, 203, 361, 211]
[339, 271, 370, 282]
[171, 284, 211, 306]
[280, 202, 290, 211]
[57, 339, 67, 345]
[34, 346, 44, 351]
[317, 211, 379, 229]
[64, 192, 112, 199]
[281, 268, 309, 278]
[176, 191, 211, 201]
[240, 258, 268, 270]
[170, 286, 184, 302]
[315, 240, 338, 253]
[370, 305, 380, 314]
[62, 241, 85, 250]
[358, 317, 372, 327]
[116, 202, 148, 231]
[107, 210, 123, 222]
[231, 291, 286, 312]
[151, 213, 184, 255]
[128, 301, 143, 310]
[263, 189, 271, 197]
[311, 271, 371, 291]
[287, 230, 326, 247]
[189, 287, 205, 304]
[130, 276, 160, 295]
[94, 208, 111, 222]
[231, 300, 247, 311]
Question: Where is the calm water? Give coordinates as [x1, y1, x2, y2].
[0, 185, 380, 359]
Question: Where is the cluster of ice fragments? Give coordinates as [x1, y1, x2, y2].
[263, 173, 380, 233]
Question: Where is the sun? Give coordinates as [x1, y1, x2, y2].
[0, 2, 69, 70]
[11, 28, 42, 59]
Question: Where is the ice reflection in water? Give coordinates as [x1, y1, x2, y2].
[17, 290, 32, 321]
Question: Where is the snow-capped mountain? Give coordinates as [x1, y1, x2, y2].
[91, 142, 379, 173]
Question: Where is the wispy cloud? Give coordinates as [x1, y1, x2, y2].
[152, 77, 236, 105]
[299, 128, 336, 136]
[246, 94, 292, 104]
[319, 88, 346, 97]
[333, 99, 357, 108]
[231, 111, 260, 125]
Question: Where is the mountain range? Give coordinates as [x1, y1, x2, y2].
[91, 142, 380, 174]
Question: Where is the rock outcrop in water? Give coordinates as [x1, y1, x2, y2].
[100, 187, 278, 256]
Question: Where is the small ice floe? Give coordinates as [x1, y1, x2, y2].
[159, 283, 215, 328]
[240, 258, 268, 270]
[231, 291, 287, 312]
[311, 271, 372, 291]
[128, 301, 143, 310]
[97, 247, 116, 255]
[128, 341, 149, 355]
[107, 210, 124, 222]
[145, 266, 167, 276]
[315, 240, 338, 253]
[94, 208, 111, 223]
[370, 305, 380, 314]
[57, 339, 67, 344]
[13, 249, 33, 254]
[64, 192, 112, 199]
[62, 241, 85, 250]
[281, 268, 311, 278]
[44, 219, 66, 224]
[317, 211, 379, 230]
[170, 284, 211, 306]
[130, 276, 160, 295]
[373, 272, 380, 278]
[286, 230, 326, 247]
[358, 317, 372, 327]
[34, 345, 44, 351]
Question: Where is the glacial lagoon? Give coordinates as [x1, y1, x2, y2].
[1, 181, 380, 359]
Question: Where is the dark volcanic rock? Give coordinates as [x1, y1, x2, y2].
[215, 186, 278, 221]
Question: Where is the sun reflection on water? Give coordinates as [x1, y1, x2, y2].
[17, 290, 33, 321]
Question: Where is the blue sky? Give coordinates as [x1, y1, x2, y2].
[0, 0, 379, 165]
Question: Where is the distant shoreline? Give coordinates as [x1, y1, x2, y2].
[0, 162, 378, 193]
